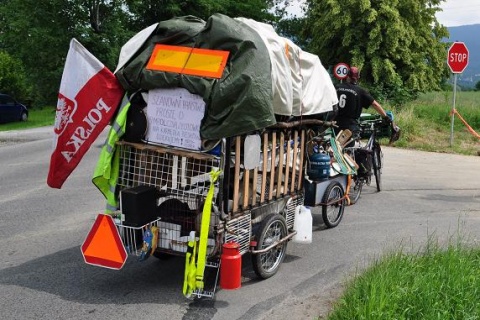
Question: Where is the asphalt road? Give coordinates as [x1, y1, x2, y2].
[0, 126, 479, 320]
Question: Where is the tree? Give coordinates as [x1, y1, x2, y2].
[303, 0, 450, 105]
[124, 0, 280, 31]
[0, 0, 285, 106]
[0, 51, 32, 101]
[0, 0, 133, 106]
[475, 80, 480, 91]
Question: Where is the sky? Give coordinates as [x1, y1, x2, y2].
[285, 0, 480, 27]
[436, 0, 480, 27]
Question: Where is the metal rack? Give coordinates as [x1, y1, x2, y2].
[115, 218, 161, 256]
[116, 141, 221, 257]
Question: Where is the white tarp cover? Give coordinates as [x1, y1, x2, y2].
[235, 18, 338, 116]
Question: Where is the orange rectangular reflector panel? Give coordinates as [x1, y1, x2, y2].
[146, 44, 229, 79]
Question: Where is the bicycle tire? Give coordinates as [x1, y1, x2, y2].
[321, 181, 345, 228]
[372, 144, 382, 192]
[251, 213, 288, 279]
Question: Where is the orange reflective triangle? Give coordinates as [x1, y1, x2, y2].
[81, 214, 127, 270]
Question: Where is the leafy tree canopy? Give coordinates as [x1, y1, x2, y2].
[124, 0, 280, 29]
[0, 0, 284, 106]
[303, 0, 450, 105]
[0, 0, 452, 107]
[0, 51, 32, 102]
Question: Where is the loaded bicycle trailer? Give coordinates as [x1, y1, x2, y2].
[80, 14, 357, 298]
[101, 119, 354, 296]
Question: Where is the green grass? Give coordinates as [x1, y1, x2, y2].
[325, 236, 480, 320]
[370, 91, 480, 155]
[0, 106, 55, 131]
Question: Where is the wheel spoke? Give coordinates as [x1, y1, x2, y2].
[259, 221, 285, 272]
[252, 214, 288, 279]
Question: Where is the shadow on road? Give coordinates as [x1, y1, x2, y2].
[1, 247, 201, 305]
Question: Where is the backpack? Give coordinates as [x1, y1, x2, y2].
[354, 149, 372, 176]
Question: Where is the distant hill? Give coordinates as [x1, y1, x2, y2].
[446, 24, 480, 88]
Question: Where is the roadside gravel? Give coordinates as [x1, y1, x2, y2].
[0, 126, 54, 146]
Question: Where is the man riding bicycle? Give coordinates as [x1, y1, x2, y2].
[334, 66, 392, 147]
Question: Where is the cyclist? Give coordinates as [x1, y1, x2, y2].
[334, 66, 392, 147]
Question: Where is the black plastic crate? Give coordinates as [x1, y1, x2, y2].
[360, 124, 391, 139]
[359, 114, 391, 139]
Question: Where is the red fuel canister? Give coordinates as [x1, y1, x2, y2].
[220, 242, 242, 290]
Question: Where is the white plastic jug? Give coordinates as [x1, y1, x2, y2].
[293, 205, 312, 244]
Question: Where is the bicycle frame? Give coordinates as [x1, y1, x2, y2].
[359, 119, 383, 191]
[342, 118, 385, 203]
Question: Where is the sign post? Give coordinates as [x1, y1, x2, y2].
[447, 42, 469, 146]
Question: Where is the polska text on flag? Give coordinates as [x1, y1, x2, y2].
[47, 38, 124, 189]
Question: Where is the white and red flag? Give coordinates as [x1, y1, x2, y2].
[47, 38, 124, 188]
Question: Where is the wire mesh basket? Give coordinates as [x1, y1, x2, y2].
[115, 218, 161, 256]
[115, 141, 221, 257]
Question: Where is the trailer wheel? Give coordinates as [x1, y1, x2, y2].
[321, 181, 345, 228]
[251, 213, 288, 279]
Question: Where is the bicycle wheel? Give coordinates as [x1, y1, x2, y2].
[349, 175, 363, 204]
[251, 213, 288, 279]
[372, 145, 382, 192]
[322, 181, 345, 228]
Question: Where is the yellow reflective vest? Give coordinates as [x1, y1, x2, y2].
[92, 96, 131, 213]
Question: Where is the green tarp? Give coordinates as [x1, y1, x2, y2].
[115, 14, 275, 140]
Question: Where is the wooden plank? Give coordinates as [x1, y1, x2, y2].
[180, 157, 187, 187]
[252, 168, 258, 206]
[261, 132, 268, 203]
[276, 132, 285, 198]
[171, 155, 179, 189]
[297, 129, 306, 190]
[116, 141, 217, 161]
[284, 131, 291, 194]
[243, 169, 250, 208]
[269, 132, 276, 201]
[291, 130, 298, 193]
[233, 136, 241, 213]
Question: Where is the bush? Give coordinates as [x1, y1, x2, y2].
[0, 51, 33, 103]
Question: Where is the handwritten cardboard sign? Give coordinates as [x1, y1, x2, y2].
[145, 88, 205, 150]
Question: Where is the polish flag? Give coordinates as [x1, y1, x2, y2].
[47, 38, 124, 189]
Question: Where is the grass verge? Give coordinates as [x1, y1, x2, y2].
[386, 91, 480, 156]
[325, 235, 480, 319]
[0, 106, 55, 131]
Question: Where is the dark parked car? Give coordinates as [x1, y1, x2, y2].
[0, 93, 28, 124]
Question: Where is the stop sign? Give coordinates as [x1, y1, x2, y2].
[447, 42, 469, 73]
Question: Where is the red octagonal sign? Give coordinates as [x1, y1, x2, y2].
[447, 42, 469, 73]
